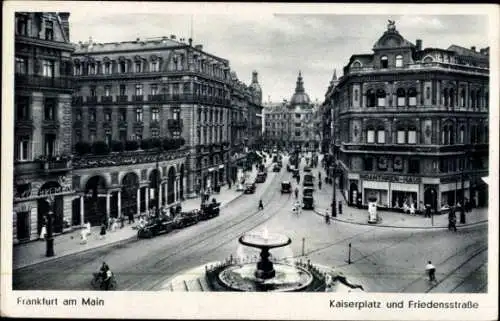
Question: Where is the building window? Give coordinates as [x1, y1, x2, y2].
[378, 157, 388, 171]
[152, 107, 159, 121]
[151, 61, 158, 72]
[459, 126, 465, 144]
[408, 88, 417, 106]
[45, 20, 54, 40]
[395, 55, 403, 67]
[366, 89, 376, 107]
[136, 108, 143, 122]
[16, 15, 28, 35]
[364, 158, 373, 171]
[152, 129, 160, 137]
[119, 109, 127, 121]
[104, 62, 110, 74]
[75, 130, 82, 142]
[377, 129, 385, 143]
[16, 136, 30, 161]
[89, 64, 96, 75]
[397, 88, 406, 106]
[15, 57, 27, 74]
[42, 60, 54, 77]
[89, 130, 96, 142]
[119, 61, 126, 73]
[408, 129, 417, 144]
[295, 131, 300, 137]
[119, 129, 127, 142]
[104, 86, 111, 97]
[295, 113, 301, 119]
[74, 64, 81, 76]
[135, 84, 143, 96]
[119, 84, 126, 96]
[408, 159, 420, 174]
[105, 129, 112, 145]
[380, 56, 388, 68]
[443, 88, 449, 106]
[426, 87, 431, 100]
[44, 98, 56, 121]
[376, 89, 386, 107]
[75, 109, 82, 121]
[151, 84, 158, 95]
[135, 61, 142, 73]
[16, 96, 30, 120]
[89, 109, 96, 122]
[354, 89, 359, 102]
[367, 128, 375, 143]
[397, 130, 406, 144]
[460, 89, 466, 107]
[44, 134, 56, 157]
[90, 86, 96, 97]
[104, 110, 112, 122]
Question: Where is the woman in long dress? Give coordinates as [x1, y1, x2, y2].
[39, 224, 47, 240]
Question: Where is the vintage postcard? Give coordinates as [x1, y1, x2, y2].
[1, 1, 498, 320]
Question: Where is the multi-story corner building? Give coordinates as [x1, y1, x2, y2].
[71, 36, 233, 224]
[325, 21, 489, 211]
[227, 71, 263, 182]
[13, 12, 75, 243]
[263, 72, 321, 151]
[321, 70, 339, 154]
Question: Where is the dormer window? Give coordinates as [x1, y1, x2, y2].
[380, 56, 388, 69]
[395, 55, 403, 68]
[45, 20, 54, 41]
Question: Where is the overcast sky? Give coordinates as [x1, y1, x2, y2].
[65, 4, 489, 104]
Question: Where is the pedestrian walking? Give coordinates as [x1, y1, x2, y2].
[459, 203, 466, 224]
[294, 187, 299, 199]
[448, 209, 457, 232]
[325, 211, 331, 224]
[258, 199, 264, 211]
[99, 222, 107, 239]
[80, 228, 88, 244]
[39, 223, 47, 240]
[425, 204, 431, 218]
[425, 261, 436, 282]
[338, 201, 343, 215]
[318, 180, 322, 190]
[128, 210, 134, 224]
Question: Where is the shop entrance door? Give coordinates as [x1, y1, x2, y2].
[16, 211, 30, 241]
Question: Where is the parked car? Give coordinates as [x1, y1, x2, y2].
[137, 216, 174, 238]
[199, 201, 221, 220]
[173, 211, 199, 229]
[244, 182, 257, 194]
[255, 172, 267, 183]
[302, 187, 315, 210]
[303, 173, 315, 187]
[281, 181, 292, 194]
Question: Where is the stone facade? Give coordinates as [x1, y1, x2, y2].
[13, 12, 75, 243]
[323, 21, 489, 211]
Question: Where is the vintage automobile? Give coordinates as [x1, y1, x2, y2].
[281, 181, 292, 194]
[244, 182, 257, 194]
[137, 216, 175, 238]
[273, 164, 282, 172]
[303, 173, 315, 187]
[303, 166, 312, 173]
[292, 168, 300, 178]
[199, 201, 221, 220]
[172, 210, 200, 229]
[302, 187, 315, 210]
[255, 172, 267, 183]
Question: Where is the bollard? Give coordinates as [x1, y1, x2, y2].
[302, 237, 305, 256]
[348, 243, 352, 264]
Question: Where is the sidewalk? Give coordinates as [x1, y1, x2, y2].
[13, 155, 273, 270]
[311, 171, 488, 229]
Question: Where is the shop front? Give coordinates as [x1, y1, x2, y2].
[362, 180, 389, 207]
[390, 182, 419, 210]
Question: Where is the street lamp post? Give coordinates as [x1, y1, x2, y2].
[331, 161, 337, 218]
[45, 195, 55, 257]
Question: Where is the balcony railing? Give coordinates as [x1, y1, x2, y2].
[118, 120, 128, 128]
[348, 61, 489, 76]
[167, 119, 184, 130]
[15, 75, 73, 90]
[16, 119, 34, 129]
[72, 96, 83, 105]
[41, 159, 72, 173]
[101, 96, 113, 103]
[143, 94, 230, 106]
[132, 95, 144, 102]
[116, 95, 128, 102]
[86, 96, 98, 104]
[42, 119, 60, 129]
[341, 143, 489, 154]
[14, 159, 72, 175]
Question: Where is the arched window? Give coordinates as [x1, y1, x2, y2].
[376, 89, 386, 107]
[395, 55, 403, 67]
[380, 56, 388, 69]
[460, 89, 466, 107]
[423, 56, 433, 64]
[352, 61, 361, 69]
[397, 88, 406, 107]
[459, 125, 465, 144]
[366, 89, 376, 107]
[408, 88, 417, 106]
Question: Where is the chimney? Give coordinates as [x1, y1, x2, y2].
[470, 46, 476, 52]
[195, 44, 203, 51]
[252, 71, 258, 83]
[188, 38, 193, 46]
[170, 34, 176, 40]
[415, 39, 422, 51]
[58, 12, 70, 41]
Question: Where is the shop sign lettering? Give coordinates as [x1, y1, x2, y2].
[361, 173, 420, 184]
[14, 204, 32, 212]
[37, 186, 73, 198]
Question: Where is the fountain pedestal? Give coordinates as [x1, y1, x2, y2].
[255, 248, 275, 279]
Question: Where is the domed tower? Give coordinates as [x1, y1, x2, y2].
[290, 71, 311, 108]
[249, 71, 262, 105]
